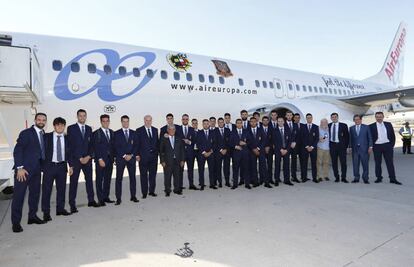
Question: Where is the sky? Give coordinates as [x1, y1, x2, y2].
[1, 0, 413, 85]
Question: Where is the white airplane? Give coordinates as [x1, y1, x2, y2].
[0, 21, 412, 192]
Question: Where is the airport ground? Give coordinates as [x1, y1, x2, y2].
[0, 148, 413, 267]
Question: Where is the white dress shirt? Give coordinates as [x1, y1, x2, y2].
[376, 122, 390, 144]
[52, 131, 65, 163]
[330, 122, 339, 142]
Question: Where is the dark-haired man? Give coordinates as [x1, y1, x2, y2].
[160, 113, 179, 137]
[214, 117, 231, 187]
[329, 112, 349, 183]
[240, 110, 249, 129]
[300, 113, 319, 183]
[12, 112, 48, 232]
[197, 119, 216, 190]
[67, 109, 98, 213]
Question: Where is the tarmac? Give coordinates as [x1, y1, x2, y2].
[0, 150, 413, 267]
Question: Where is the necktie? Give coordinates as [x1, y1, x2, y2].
[170, 136, 174, 148]
[281, 128, 286, 148]
[105, 130, 110, 141]
[205, 130, 209, 139]
[273, 122, 276, 128]
[264, 128, 267, 134]
[253, 128, 256, 138]
[124, 129, 129, 142]
[238, 130, 242, 139]
[57, 135, 63, 162]
[244, 121, 247, 129]
[289, 122, 292, 130]
[184, 126, 188, 138]
[356, 125, 360, 136]
[39, 130, 45, 160]
[221, 128, 224, 137]
[308, 124, 311, 132]
[81, 125, 85, 138]
[332, 123, 337, 142]
[147, 128, 152, 139]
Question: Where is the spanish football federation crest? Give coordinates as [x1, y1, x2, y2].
[211, 59, 233, 77]
[167, 53, 192, 72]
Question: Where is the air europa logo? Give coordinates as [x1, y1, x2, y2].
[385, 28, 406, 80]
[54, 49, 157, 102]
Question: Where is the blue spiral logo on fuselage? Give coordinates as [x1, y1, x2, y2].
[54, 49, 157, 102]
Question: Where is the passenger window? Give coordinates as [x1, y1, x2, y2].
[255, 80, 260, 88]
[161, 70, 168, 79]
[309, 86, 313, 92]
[296, 84, 300, 91]
[133, 68, 140, 77]
[174, 72, 180, 81]
[262, 81, 267, 88]
[288, 84, 293, 91]
[71, 62, 80, 73]
[276, 82, 281, 89]
[119, 66, 126, 76]
[88, 63, 96, 74]
[269, 82, 274, 89]
[238, 78, 244, 86]
[209, 75, 215, 83]
[104, 65, 112, 74]
[329, 88, 333, 94]
[199, 74, 205, 83]
[324, 87, 328, 93]
[146, 69, 154, 78]
[186, 73, 193, 81]
[219, 76, 225, 84]
[52, 60, 62, 71]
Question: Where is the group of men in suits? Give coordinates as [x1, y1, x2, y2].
[11, 109, 402, 233]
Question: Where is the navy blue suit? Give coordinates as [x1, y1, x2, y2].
[247, 127, 268, 185]
[135, 126, 159, 196]
[67, 123, 95, 208]
[114, 128, 136, 201]
[41, 132, 70, 214]
[177, 125, 197, 187]
[300, 123, 319, 180]
[12, 126, 44, 225]
[262, 126, 274, 183]
[223, 123, 236, 181]
[273, 126, 291, 183]
[196, 129, 215, 187]
[92, 128, 115, 202]
[286, 121, 301, 180]
[328, 122, 350, 180]
[369, 121, 397, 181]
[349, 124, 372, 182]
[229, 128, 249, 186]
[213, 127, 231, 186]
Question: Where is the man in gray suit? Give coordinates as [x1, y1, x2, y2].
[348, 114, 373, 184]
[160, 125, 185, 196]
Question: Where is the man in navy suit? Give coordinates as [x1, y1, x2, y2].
[92, 114, 115, 206]
[223, 113, 235, 183]
[262, 116, 273, 184]
[268, 110, 279, 183]
[42, 117, 72, 222]
[196, 119, 216, 190]
[328, 113, 350, 183]
[213, 118, 231, 187]
[253, 112, 262, 128]
[67, 109, 98, 213]
[135, 115, 159, 198]
[177, 114, 198, 190]
[286, 112, 301, 183]
[191, 118, 201, 188]
[369, 112, 402, 185]
[160, 113, 179, 137]
[300, 113, 319, 183]
[273, 117, 293, 186]
[229, 119, 249, 189]
[114, 115, 139, 205]
[12, 113, 47, 232]
[247, 117, 271, 188]
[349, 115, 373, 184]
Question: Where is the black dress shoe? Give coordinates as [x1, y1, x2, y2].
[115, 200, 121, 205]
[231, 185, 237, 190]
[238, 181, 244, 186]
[335, 178, 340, 183]
[264, 183, 272, 188]
[28, 216, 45, 225]
[302, 178, 310, 183]
[292, 178, 301, 183]
[341, 179, 349, 183]
[166, 192, 170, 197]
[253, 183, 260, 188]
[149, 193, 157, 197]
[70, 207, 78, 214]
[181, 187, 186, 190]
[209, 185, 218, 189]
[200, 186, 205, 191]
[57, 209, 71, 216]
[130, 197, 139, 203]
[189, 185, 199, 190]
[13, 224, 23, 233]
[274, 181, 279, 187]
[218, 183, 222, 188]
[363, 180, 370, 184]
[324, 177, 330, 181]
[142, 194, 147, 199]
[352, 179, 359, 183]
[174, 191, 183, 195]
[284, 181, 294, 186]
[245, 185, 252, 189]
[99, 201, 106, 206]
[312, 179, 320, 183]
[225, 182, 231, 187]
[374, 178, 382, 183]
[88, 201, 99, 207]
[43, 213, 52, 222]
[104, 198, 115, 203]
[390, 180, 402, 185]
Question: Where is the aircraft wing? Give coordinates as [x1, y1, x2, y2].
[339, 86, 414, 107]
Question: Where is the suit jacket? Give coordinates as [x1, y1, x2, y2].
[225, 123, 236, 132]
[44, 132, 70, 171]
[13, 126, 43, 172]
[67, 123, 93, 164]
[273, 126, 292, 150]
[213, 127, 231, 152]
[177, 125, 196, 155]
[229, 128, 249, 152]
[349, 124, 373, 151]
[262, 126, 272, 148]
[328, 122, 350, 148]
[92, 128, 115, 162]
[159, 135, 185, 165]
[114, 128, 136, 161]
[196, 129, 215, 154]
[247, 127, 268, 153]
[135, 126, 159, 161]
[300, 123, 319, 149]
[369, 121, 396, 147]
[160, 124, 180, 137]
[285, 121, 299, 143]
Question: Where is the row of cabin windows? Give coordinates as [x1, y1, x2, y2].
[254, 79, 357, 96]
[52, 60, 245, 86]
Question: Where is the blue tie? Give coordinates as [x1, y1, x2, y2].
[39, 130, 45, 160]
[57, 135, 63, 162]
[81, 125, 85, 138]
